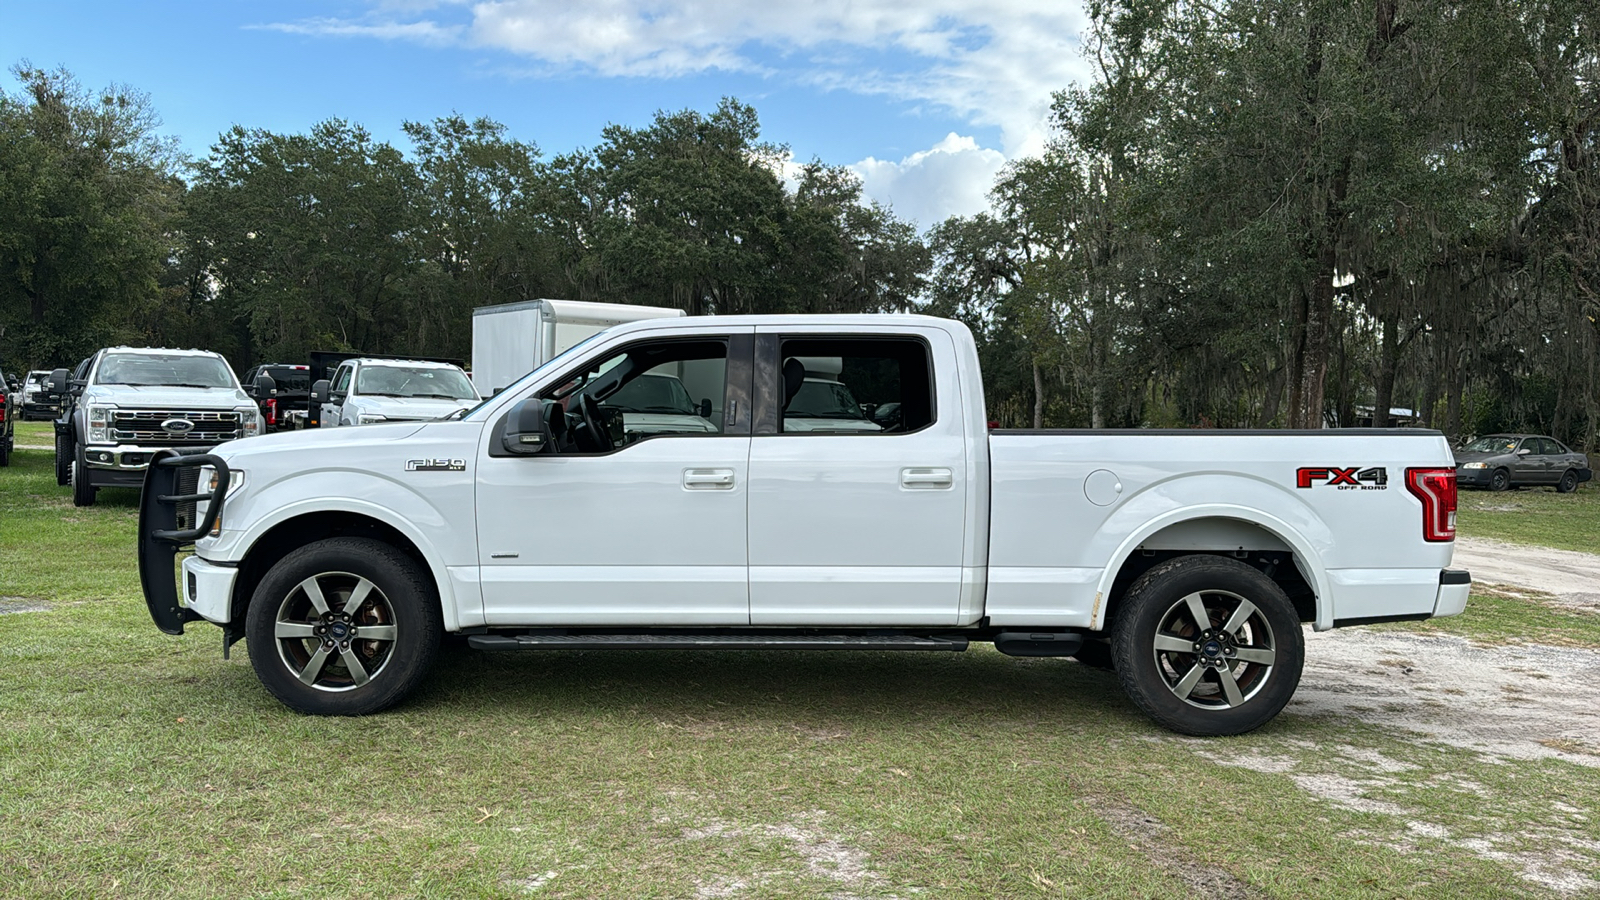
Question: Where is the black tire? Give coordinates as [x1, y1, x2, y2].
[245, 537, 442, 715]
[1557, 470, 1579, 494]
[1489, 468, 1510, 492]
[55, 431, 70, 485]
[0, 438, 9, 467]
[1071, 638, 1115, 671]
[70, 444, 96, 507]
[1110, 555, 1304, 736]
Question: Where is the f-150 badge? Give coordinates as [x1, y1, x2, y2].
[406, 458, 466, 472]
[1296, 466, 1388, 490]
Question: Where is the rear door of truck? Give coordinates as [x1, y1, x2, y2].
[745, 325, 971, 626]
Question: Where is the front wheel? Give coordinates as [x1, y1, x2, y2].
[1557, 470, 1580, 494]
[70, 445, 96, 507]
[245, 537, 441, 715]
[1111, 556, 1304, 736]
[1489, 468, 1510, 492]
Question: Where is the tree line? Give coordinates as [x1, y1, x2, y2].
[2, 0, 1597, 446]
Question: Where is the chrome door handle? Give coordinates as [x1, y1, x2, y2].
[683, 467, 736, 489]
[901, 467, 953, 488]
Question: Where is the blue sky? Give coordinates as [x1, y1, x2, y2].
[1, 0, 1091, 229]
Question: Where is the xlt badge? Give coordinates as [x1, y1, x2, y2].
[406, 458, 466, 472]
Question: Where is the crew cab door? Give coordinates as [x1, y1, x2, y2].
[474, 329, 755, 625]
[746, 327, 971, 625]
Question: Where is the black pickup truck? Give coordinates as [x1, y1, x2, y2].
[241, 363, 313, 433]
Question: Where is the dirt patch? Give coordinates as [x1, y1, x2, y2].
[1296, 628, 1600, 768]
[1196, 735, 1600, 895]
[1452, 537, 1600, 610]
[679, 811, 888, 898]
[1083, 798, 1268, 899]
[0, 597, 50, 614]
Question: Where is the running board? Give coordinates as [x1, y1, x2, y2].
[466, 633, 969, 652]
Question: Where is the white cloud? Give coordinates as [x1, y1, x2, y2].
[851, 133, 1007, 229]
[263, 0, 1093, 158]
[253, 16, 462, 46]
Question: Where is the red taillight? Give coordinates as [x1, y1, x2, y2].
[265, 397, 277, 426]
[1405, 467, 1457, 542]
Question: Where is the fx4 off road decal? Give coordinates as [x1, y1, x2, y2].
[1296, 466, 1388, 490]
[406, 458, 466, 472]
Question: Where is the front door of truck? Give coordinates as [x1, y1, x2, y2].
[321, 363, 352, 427]
[475, 330, 755, 625]
[745, 328, 970, 626]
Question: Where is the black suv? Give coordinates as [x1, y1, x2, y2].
[241, 363, 313, 432]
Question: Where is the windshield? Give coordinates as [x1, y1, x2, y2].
[607, 373, 696, 414]
[356, 364, 478, 400]
[458, 330, 613, 421]
[26, 372, 48, 384]
[1461, 436, 1519, 454]
[787, 380, 865, 419]
[95, 353, 237, 389]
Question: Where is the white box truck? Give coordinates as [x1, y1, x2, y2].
[471, 300, 684, 397]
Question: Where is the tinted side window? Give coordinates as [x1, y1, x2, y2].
[332, 365, 352, 392]
[1543, 438, 1567, 455]
[542, 338, 730, 450]
[774, 338, 933, 435]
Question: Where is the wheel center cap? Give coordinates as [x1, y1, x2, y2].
[328, 621, 351, 640]
[1203, 640, 1222, 657]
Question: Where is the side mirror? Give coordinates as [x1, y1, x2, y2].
[502, 398, 558, 455]
[697, 398, 713, 418]
[1518, 448, 1531, 456]
[310, 379, 331, 404]
[254, 372, 278, 399]
[47, 368, 69, 396]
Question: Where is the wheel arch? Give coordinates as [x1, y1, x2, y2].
[229, 508, 455, 635]
[1093, 507, 1334, 632]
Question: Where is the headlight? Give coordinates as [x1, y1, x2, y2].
[206, 467, 247, 497]
[1460, 462, 1488, 470]
[201, 467, 246, 537]
[87, 405, 114, 443]
[237, 406, 263, 438]
[358, 413, 388, 425]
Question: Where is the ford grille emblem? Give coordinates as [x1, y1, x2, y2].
[161, 418, 196, 434]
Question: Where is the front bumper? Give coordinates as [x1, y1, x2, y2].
[181, 554, 239, 624]
[84, 442, 218, 472]
[1454, 466, 1493, 487]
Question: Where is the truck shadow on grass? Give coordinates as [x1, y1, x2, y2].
[402, 644, 1159, 735]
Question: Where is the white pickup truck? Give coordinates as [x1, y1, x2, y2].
[139, 315, 1469, 735]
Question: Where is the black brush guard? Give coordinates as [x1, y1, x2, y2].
[138, 449, 230, 635]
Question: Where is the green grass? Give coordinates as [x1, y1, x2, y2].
[1457, 483, 1600, 554]
[2, 424, 1597, 898]
[1369, 585, 1600, 648]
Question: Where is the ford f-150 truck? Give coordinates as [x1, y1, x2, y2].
[139, 315, 1469, 735]
[54, 347, 264, 507]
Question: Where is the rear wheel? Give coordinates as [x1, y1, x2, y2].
[1489, 468, 1511, 492]
[1557, 469, 1580, 494]
[1111, 555, 1303, 736]
[70, 444, 96, 507]
[246, 538, 441, 715]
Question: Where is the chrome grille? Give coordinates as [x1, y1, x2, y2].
[110, 409, 242, 445]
